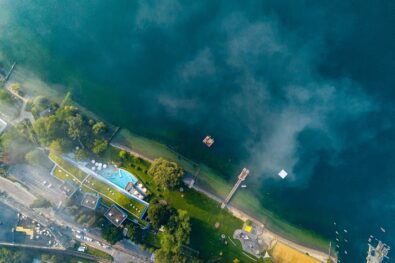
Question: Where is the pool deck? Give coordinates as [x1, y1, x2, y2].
[63, 156, 149, 216]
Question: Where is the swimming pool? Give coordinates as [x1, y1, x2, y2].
[98, 167, 138, 189]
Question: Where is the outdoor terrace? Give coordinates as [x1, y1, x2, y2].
[50, 153, 148, 220]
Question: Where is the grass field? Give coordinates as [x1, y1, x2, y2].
[50, 153, 147, 221]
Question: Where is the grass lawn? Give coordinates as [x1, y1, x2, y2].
[106, 147, 262, 263]
[51, 153, 147, 221]
[50, 153, 88, 182]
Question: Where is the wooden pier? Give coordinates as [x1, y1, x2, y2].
[221, 168, 249, 208]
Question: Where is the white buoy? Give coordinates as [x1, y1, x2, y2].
[278, 169, 288, 179]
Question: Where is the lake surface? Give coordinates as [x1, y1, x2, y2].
[1, 1, 394, 261]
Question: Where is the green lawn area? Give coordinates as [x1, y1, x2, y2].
[51, 153, 148, 221]
[50, 153, 88, 182]
[82, 175, 146, 217]
[106, 147, 262, 263]
[114, 130, 330, 252]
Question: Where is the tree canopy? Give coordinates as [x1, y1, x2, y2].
[92, 121, 107, 135]
[154, 209, 192, 263]
[148, 158, 184, 190]
[127, 223, 142, 244]
[147, 200, 177, 230]
[101, 224, 123, 245]
[92, 139, 108, 155]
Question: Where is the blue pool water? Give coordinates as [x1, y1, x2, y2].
[99, 167, 138, 189]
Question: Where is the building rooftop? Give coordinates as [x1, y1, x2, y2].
[104, 205, 127, 227]
[81, 193, 101, 210]
[59, 181, 77, 198]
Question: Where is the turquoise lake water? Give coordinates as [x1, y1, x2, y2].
[1, 1, 394, 261]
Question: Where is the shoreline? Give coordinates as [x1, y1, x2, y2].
[3, 66, 334, 261]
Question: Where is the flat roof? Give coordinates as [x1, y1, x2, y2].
[60, 181, 77, 198]
[81, 193, 101, 210]
[105, 205, 127, 227]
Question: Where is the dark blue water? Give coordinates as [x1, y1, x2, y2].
[1, 1, 394, 261]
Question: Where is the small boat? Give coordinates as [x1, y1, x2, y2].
[334, 222, 337, 225]
[335, 231, 339, 235]
[344, 239, 348, 243]
[336, 238, 339, 242]
[343, 229, 348, 233]
[344, 250, 348, 255]
[241, 185, 247, 188]
[380, 227, 386, 233]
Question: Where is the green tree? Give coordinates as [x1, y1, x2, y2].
[92, 121, 107, 135]
[0, 89, 13, 103]
[155, 249, 187, 263]
[147, 201, 176, 229]
[49, 139, 64, 155]
[66, 114, 84, 141]
[92, 139, 108, 155]
[148, 158, 184, 190]
[33, 96, 50, 111]
[25, 149, 44, 166]
[127, 223, 142, 244]
[33, 115, 61, 145]
[0, 248, 23, 263]
[101, 224, 123, 245]
[233, 258, 240, 263]
[119, 150, 128, 161]
[75, 148, 87, 161]
[155, 209, 191, 262]
[60, 91, 72, 107]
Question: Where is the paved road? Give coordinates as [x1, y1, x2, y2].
[0, 242, 111, 263]
[0, 176, 36, 206]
